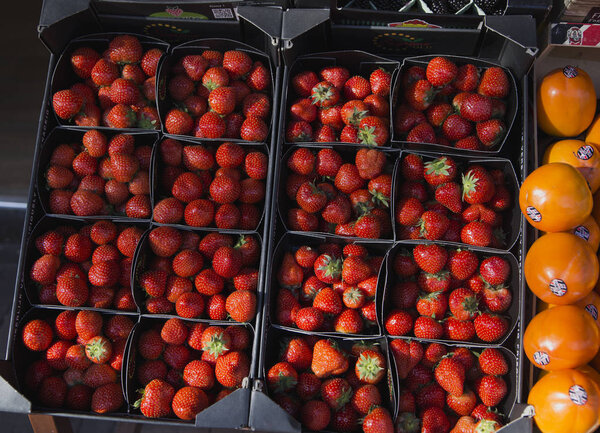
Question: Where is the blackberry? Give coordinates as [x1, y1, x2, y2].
[428, 0, 449, 14]
[448, 0, 469, 12]
[475, 0, 499, 13]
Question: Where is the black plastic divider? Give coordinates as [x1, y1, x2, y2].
[35, 127, 160, 221]
[278, 144, 400, 241]
[123, 316, 254, 427]
[50, 33, 169, 130]
[386, 336, 519, 421]
[12, 307, 139, 416]
[280, 50, 399, 147]
[21, 215, 149, 312]
[151, 135, 269, 231]
[391, 55, 519, 156]
[267, 232, 392, 337]
[381, 241, 521, 347]
[156, 38, 276, 145]
[394, 150, 521, 252]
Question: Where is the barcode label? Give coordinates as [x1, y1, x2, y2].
[212, 7, 234, 19]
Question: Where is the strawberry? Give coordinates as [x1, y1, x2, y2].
[109, 35, 142, 64]
[291, 98, 317, 123]
[300, 400, 330, 431]
[311, 81, 339, 108]
[215, 350, 249, 388]
[343, 75, 371, 100]
[389, 339, 423, 380]
[341, 100, 368, 126]
[39, 376, 67, 408]
[164, 109, 192, 135]
[319, 105, 344, 129]
[455, 135, 483, 150]
[447, 390, 477, 416]
[292, 70, 320, 97]
[267, 362, 298, 393]
[313, 286, 343, 315]
[449, 287, 479, 321]
[460, 93, 492, 122]
[415, 381, 445, 409]
[478, 67, 509, 99]
[370, 68, 391, 96]
[448, 250, 478, 280]
[461, 221, 493, 247]
[385, 310, 413, 336]
[414, 316, 443, 339]
[424, 157, 457, 186]
[53, 89, 83, 119]
[444, 316, 476, 341]
[435, 182, 462, 214]
[364, 94, 389, 117]
[208, 86, 236, 115]
[288, 208, 318, 231]
[418, 271, 451, 293]
[413, 244, 447, 274]
[421, 407, 451, 433]
[139, 48, 162, 76]
[476, 119, 506, 148]
[395, 198, 424, 226]
[402, 65, 427, 88]
[135, 379, 175, 418]
[240, 116, 268, 142]
[471, 404, 502, 423]
[417, 291, 448, 318]
[482, 284, 512, 313]
[282, 337, 313, 371]
[226, 290, 256, 322]
[394, 105, 427, 135]
[22, 319, 53, 352]
[478, 348, 508, 376]
[335, 309, 364, 333]
[320, 377, 352, 410]
[355, 350, 386, 384]
[343, 287, 366, 309]
[194, 111, 226, 138]
[246, 61, 271, 91]
[295, 307, 323, 331]
[330, 404, 358, 432]
[320, 66, 350, 89]
[91, 382, 123, 414]
[455, 64, 480, 92]
[406, 122, 436, 144]
[426, 57, 458, 87]
[426, 103, 452, 127]
[313, 253, 342, 284]
[358, 116, 389, 146]
[443, 114, 472, 141]
[286, 120, 313, 142]
[91, 58, 119, 86]
[476, 375, 507, 407]
[474, 313, 508, 342]
[417, 210, 449, 240]
[85, 336, 112, 364]
[311, 339, 349, 378]
[489, 186, 511, 212]
[462, 166, 495, 204]
[171, 387, 208, 420]
[405, 80, 435, 111]
[479, 256, 509, 285]
[222, 50, 253, 78]
[71, 46, 100, 78]
[363, 407, 394, 433]
[490, 99, 507, 119]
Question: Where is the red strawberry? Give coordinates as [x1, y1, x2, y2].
[482, 285, 512, 313]
[418, 211, 449, 240]
[321, 377, 353, 410]
[300, 400, 330, 431]
[426, 57, 457, 87]
[424, 157, 457, 186]
[136, 379, 175, 418]
[475, 375, 507, 407]
[267, 362, 298, 393]
[358, 116, 389, 146]
[447, 250, 478, 280]
[71, 46, 101, 78]
[417, 291, 448, 318]
[460, 93, 492, 122]
[413, 244, 447, 274]
[311, 81, 339, 108]
[385, 310, 413, 336]
[449, 287, 479, 321]
[478, 348, 508, 375]
[405, 80, 435, 111]
[355, 349, 386, 385]
[344, 75, 371, 100]
[406, 122, 436, 144]
[171, 386, 208, 420]
[389, 339, 423, 380]
[447, 390, 477, 416]
[479, 256, 510, 285]
[455, 64, 479, 92]
[22, 319, 53, 351]
[292, 71, 320, 97]
[363, 407, 394, 433]
[426, 103, 452, 127]
[290, 98, 317, 122]
[476, 119, 506, 148]
[222, 50, 253, 78]
[208, 86, 236, 115]
[474, 313, 508, 342]
[246, 61, 271, 91]
[226, 290, 256, 323]
[320, 66, 350, 89]
[295, 307, 323, 331]
[435, 182, 462, 214]
[53, 89, 83, 119]
[240, 116, 268, 142]
[313, 287, 343, 316]
[462, 166, 495, 204]
[194, 111, 226, 138]
[85, 336, 112, 364]
[215, 350, 249, 388]
[413, 316, 443, 339]
[311, 339, 349, 379]
[370, 68, 391, 96]
[461, 221, 493, 247]
[443, 114, 472, 141]
[444, 316, 476, 341]
[478, 67, 510, 99]
[434, 357, 465, 397]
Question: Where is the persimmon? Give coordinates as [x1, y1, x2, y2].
[520, 162, 592, 232]
[567, 215, 600, 253]
[586, 114, 600, 148]
[524, 233, 598, 304]
[543, 140, 600, 192]
[537, 65, 596, 137]
[524, 305, 600, 371]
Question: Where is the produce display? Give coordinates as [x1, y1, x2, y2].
[396, 153, 514, 247]
[383, 245, 513, 343]
[161, 48, 271, 141]
[153, 138, 267, 230]
[283, 147, 392, 239]
[285, 63, 392, 145]
[394, 57, 511, 150]
[28, 220, 141, 309]
[52, 35, 163, 129]
[391, 341, 509, 432]
[135, 227, 259, 322]
[265, 333, 394, 432]
[521, 63, 600, 433]
[43, 130, 153, 218]
[133, 319, 251, 420]
[20, 310, 132, 413]
[274, 240, 384, 334]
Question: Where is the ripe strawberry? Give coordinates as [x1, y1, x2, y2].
[447, 250, 478, 280]
[426, 102, 452, 128]
[292, 71, 319, 97]
[290, 98, 317, 123]
[358, 116, 389, 146]
[194, 111, 226, 138]
[91, 382, 123, 414]
[343, 75, 371, 100]
[482, 285, 512, 313]
[478, 67, 509, 99]
[22, 319, 53, 351]
[444, 316, 476, 341]
[56, 276, 89, 307]
[416, 211, 448, 240]
[413, 316, 443, 339]
[415, 381, 445, 410]
[423, 157, 457, 187]
[267, 362, 298, 394]
[39, 376, 67, 408]
[311, 339, 349, 378]
[442, 114, 472, 141]
[313, 287, 343, 316]
[300, 400, 330, 431]
[476, 375, 507, 407]
[461, 221, 493, 248]
[389, 339, 422, 380]
[462, 166, 495, 204]
[478, 348, 508, 376]
[85, 336, 112, 364]
[294, 306, 322, 331]
[370, 68, 391, 96]
[108, 35, 142, 64]
[479, 256, 510, 285]
[226, 290, 256, 322]
[171, 387, 208, 421]
[355, 350, 386, 385]
[405, 80, 435, 111]
[240, 116, 268, 142]
[417, 291, 448, 318]
[385, 310, 413, 336]
[45, 340, 70, 370]
[164, 109, 192, 135]
[136, 379, 175, 418]
[446, 390, 477, 417]
[476, 119, 506, 148]
[335, 309, 364, 334]
[246, 60, 270, 91]
[474, 313, 508, 342]
[221, 50, 252, 78]
[364, 93, 389, 118]
[426, 57, 457, 87]
[311, 81, 339, 108]
[394, 105, 427, 136]
[460, 93, 492, 122]
[317, 66, 348, 89]
[417, 270, 451, 293]
[434, 182, 461, 214]
[215, 350, 249, 388]
[71, 46, 100, 78]
[455, 64, 479, 92]
[319, 377, 352, 410]
[412, 244, 447, 274]
[363, 407, 394, 433]
[53, 89, 83, 119]
[449, 287, 479, 321]
[106, 104, 136, 128]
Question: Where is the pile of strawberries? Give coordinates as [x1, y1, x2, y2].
[138, 226, 259, 323]
[384, 245, 512, 343]
[275, 242, 384, 334]
[396, 154, 513, 248]
[29, 220, 141, 310]
[46, 131, 152, 218]
[286, 66, 391, 145]
[285, 147, 392, 239]
[395, 57, 511, 150]
[267, 335, 394, 432]
[391, 340, 508, 432]
[154, 139, 267, 230]
[134, 319, 250, 420]
[163, 49, 271, 142]
[21, 311, 134, 413]
[52, 35, 162, 129]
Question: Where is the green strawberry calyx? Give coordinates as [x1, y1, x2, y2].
[356, 352, 384, 382]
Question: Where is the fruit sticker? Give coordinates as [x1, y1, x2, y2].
[533, 350, 550, 366]
[574, 225, 591, 241]
[563, 65, 579, 78]
[549, 279, 568, 296]
[576, 144, 595, 160]
[526, 206, 542, 222]
[585, 304, 599, 321]
[569, 384, 588, 405]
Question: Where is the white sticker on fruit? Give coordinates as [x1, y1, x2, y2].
[533, 351, 550, 366]
[549, 279, 567, 296]
[586, 304, 598, 320]
[569, 385, 588, 405]
[574, 225, 590, 241]
[576, 145, 595, 160]
[526, 206, 542, 222]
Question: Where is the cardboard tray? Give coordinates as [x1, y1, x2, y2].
[391, 55, 519, 157]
